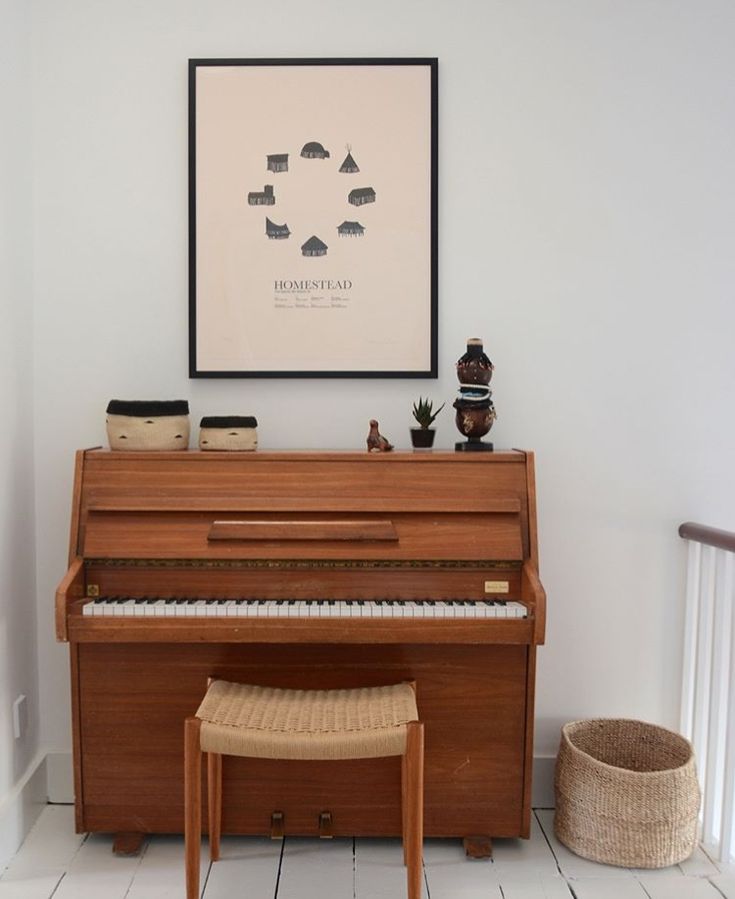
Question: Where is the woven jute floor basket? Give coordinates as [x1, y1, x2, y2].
[554, 719, 700, 868]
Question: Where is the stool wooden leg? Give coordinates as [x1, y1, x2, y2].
[185, 718, 202, 899]
[403, 721, 424, 899]
[207, 752, 222, 861]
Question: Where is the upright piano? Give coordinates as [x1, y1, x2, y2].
[56, 448, 546, 853]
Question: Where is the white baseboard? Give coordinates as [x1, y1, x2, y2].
[0, 751, 48, 870]
[45, 752, 74, 804]
[532, 755, 555, 808]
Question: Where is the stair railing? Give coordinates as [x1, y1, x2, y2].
[679, 522, 735, 862]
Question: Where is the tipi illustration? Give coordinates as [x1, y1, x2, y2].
[339, 145, 360, 173]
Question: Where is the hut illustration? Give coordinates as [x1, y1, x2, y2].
[348, 187, 376, 207]
[337, 221, 365, 237]
[301, 236, 328, 257]
[300, 141, 330, 159]
[265, 218, 290, 239]
[339, 146, 360, 173]
[266, 153, 288, 173]
[248, 185, 275, 206]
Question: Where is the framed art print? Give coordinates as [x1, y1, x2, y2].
[188, 58, 438, 378]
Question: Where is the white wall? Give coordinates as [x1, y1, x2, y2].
[31, 0, 735, 760]
[0, 0, 40, 801]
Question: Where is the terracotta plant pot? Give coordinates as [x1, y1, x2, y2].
[410, 428, 436, 449]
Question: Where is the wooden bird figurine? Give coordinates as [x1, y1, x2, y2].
[366, 419, 393, 453]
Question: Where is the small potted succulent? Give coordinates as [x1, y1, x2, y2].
[410, 397, 445, 449]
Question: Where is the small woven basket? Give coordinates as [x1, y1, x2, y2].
[554, 719, 700, 868]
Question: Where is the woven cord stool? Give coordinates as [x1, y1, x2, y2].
[184, 680, 424, 899]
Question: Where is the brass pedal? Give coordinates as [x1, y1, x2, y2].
[318, 811, 333, 839]
[270, 811, 285, 839]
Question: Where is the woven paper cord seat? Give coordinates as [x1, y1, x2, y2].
[196, 680, 418, 760]
[185, 680, 424, 899]
[554, 719, 701, 868]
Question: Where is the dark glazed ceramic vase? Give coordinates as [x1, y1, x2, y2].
[453, 339, 496, 452]
[456, 338, 494, 386]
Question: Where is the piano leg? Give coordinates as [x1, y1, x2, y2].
[112, 832, 145, 856]
[463, 836, 493, 859]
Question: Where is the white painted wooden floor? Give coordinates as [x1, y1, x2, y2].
[2, 805, 735, 899]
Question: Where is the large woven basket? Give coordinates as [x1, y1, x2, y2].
[554, 719, 700, 868]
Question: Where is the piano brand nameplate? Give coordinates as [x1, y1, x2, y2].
[485, 581, 510, 594]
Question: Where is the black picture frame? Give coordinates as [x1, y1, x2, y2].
[188, 58, 438, 378]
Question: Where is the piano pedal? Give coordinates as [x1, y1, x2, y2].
[318, 811, 333, 839]
[270, 811, 285, 840]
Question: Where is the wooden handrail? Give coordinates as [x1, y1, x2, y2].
[679, 522, 735, 553]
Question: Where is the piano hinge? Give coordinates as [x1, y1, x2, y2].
[86, 584, 100, 597]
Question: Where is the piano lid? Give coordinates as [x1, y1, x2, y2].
[71, 450, 535, 564]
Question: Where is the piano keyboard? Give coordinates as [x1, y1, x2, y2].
[82, 598, 528, 619]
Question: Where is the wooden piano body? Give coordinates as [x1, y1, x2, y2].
[56, 449, 546, 845]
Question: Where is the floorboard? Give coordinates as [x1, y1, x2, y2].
[421, 838, 501, 898]
[277, 837, 354, 899]
[354, 839, 426, 899]
[0, 805, 731, 899]
[636, 875, 725, 898]
[201, 836, 281, 899]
